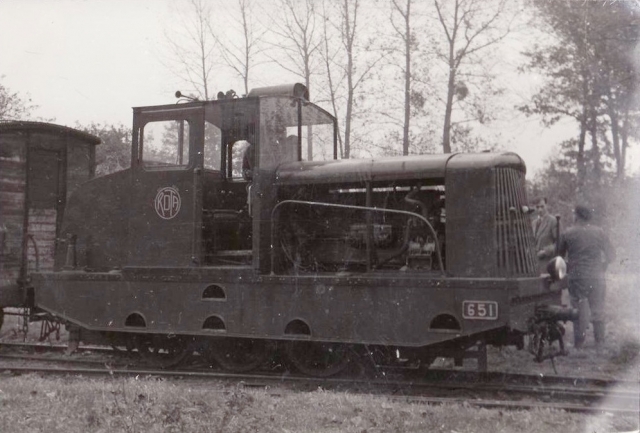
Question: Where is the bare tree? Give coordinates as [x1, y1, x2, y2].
[339, 0, 358, 159]
[390, 0, 414, 155]
[263, 0, 323, 159]
[164, 0, 218, 100]
[433, 0, 511, 153]
[320, 0, 385, 159]
[264, 0, 321, 88]
[163, 0, 267, 98]
[385, 0, 437, 155]
[212, 0, 267, 95]
[319, 0, 345, 157]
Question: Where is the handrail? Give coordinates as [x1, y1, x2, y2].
[270, 199, 445, 275]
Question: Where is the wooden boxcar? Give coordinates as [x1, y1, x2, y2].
[0, 121, 99, 309]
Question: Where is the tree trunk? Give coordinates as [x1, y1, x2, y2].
[589, 109, 601, 185]
[442, 64, 455, 154]
[343, 0, 354, 159]
[605, 89, 623, 179]
[575, 74, 590, 192]
[620, 106, 629, 180]
[402, 0, 411, 156]
[576, 106, 587, 192]
[305, 64, 312, 160]
[438, 0, 458, 155]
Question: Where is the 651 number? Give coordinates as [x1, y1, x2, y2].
[462, 301, 498, 320]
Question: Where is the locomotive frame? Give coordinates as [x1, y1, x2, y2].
[4, 84, 563, 374]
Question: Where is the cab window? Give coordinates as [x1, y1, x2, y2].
[299, 102, 335, 162]
[204, 121, 222, 171]
[230, 140, 252, 179]
[141, 120, 190, 168]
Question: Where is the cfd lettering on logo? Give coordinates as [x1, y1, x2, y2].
[155, 187, 181, 219]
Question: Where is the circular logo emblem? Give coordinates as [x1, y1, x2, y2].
[155, 187, 181, 220]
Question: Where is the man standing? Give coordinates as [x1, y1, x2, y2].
[532, 197, 558, 272]
[557, 205, 615, 349]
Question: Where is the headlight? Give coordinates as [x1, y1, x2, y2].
[546, 256, 567, 281]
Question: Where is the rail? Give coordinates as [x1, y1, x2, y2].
[270, 199, 445, 275]
[0, 343, 637, 415]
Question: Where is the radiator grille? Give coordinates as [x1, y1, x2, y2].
[495, 168, 537, 276]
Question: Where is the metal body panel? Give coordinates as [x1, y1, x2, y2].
[127, 169, 199, 266]
[57, 170, 131, 270]
[33, 269, 556, 347]
[445, 152, 536, 278]
[445, 162, 495, 277]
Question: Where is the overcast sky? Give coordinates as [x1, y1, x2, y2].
[0, 1, 179, 123]
[1, 0, 636, 176]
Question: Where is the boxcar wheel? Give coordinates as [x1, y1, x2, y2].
[286, 341, 351, 377]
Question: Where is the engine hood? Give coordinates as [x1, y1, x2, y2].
[275, 152, 525, 186]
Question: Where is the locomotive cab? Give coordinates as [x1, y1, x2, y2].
[106, 84, 337, 271]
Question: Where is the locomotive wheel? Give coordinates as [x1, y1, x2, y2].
[206, 338, 273, 372]
[104, 332, 135, 355]
[110, 339, 136, 355]
[286, 341, 351, 377]
[132, 335, 191, 369]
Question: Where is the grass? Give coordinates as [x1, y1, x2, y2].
[0, 374, 637, 433]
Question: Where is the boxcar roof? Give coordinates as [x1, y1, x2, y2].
[275, 152, 525, 185]
[0, 121, 101, 145]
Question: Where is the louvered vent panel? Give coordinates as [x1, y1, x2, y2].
[495, 168, 537, 276]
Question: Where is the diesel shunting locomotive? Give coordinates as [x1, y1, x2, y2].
[2, 84, 564, 375]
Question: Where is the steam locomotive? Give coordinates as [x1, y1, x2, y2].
[1, 84, 564, 375]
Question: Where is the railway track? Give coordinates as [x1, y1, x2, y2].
[1, 341, 638, 414]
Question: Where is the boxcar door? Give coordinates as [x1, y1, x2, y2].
[26, 149, 64, 274]
[127, 107, 203, 267]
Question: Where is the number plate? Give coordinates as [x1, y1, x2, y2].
[462, 301, 499, 320]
